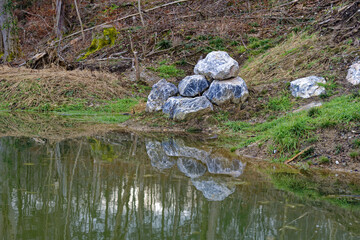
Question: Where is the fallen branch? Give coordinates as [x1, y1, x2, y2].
[52, 0, 189, 44]
[285, 146, 312, 165]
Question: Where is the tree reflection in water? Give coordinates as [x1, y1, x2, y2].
[0, 132, 359, 239]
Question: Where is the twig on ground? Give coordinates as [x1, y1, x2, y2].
[285, 146, 312, 165]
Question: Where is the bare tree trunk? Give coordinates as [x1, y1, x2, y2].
[73, 0, 85, 40]
[0, 0, 18, 61]
[55, 0, 66, 39]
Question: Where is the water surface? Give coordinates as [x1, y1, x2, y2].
[0, 132, 359, 239]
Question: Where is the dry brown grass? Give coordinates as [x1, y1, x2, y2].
[239, 33, 357, 86]
[0, 66, 131, 109]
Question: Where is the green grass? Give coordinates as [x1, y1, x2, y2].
[353, 139, 360, 149]
[225, 94, 360, 158]
[267, 95, 293, 111]
[349, 151, 360, 159]
[149, 63, 185, 79]
[33, 98, 139, 113]
[63, 113, 131, 124]
[319, 156, 330, 164]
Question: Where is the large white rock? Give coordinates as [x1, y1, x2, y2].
[146, 79, 178, 112]
[290, 76, 326, 98]
[194, 51, 239, 80]
[346, 62, 360, 85]
[178, 75, 209, 97]
[203, 77, 249, 105]
[162, 96, 213, 120]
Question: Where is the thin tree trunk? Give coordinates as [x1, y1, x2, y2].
[73, 0, 85, 40]
[0, 0, 18, 61]
[138, 0, 145, 27]
[55, 0, 66, 39]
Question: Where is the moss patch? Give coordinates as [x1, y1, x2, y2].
[79, 27, 118, 60]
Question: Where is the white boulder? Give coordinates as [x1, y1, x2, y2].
[146, 79, 178, 112]
[194, 51, 239, 80]
[290, 76, 326, 98]
[203, 77, 249, 105]
[346, 62, 360, 85]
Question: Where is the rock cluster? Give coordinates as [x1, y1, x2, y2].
[146, 51, 249, 120]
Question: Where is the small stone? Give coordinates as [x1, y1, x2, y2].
[163, 96, 213, 120]
[178, 75, 210, 97]
[204, 77, 249, 105]
[194, 51, 239, 80]
[290, 76, 326, 98]
[335, 161, 339, 165]
[346, 62, 360, 85]
[293, 102, 322, 113]
[146, 79, 178, 112]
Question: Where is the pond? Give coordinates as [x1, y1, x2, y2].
[0, 131, 359, 239]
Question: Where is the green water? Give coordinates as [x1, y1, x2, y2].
[0, 131, 359, 239]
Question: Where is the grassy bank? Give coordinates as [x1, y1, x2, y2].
[221, 92, 360, 164]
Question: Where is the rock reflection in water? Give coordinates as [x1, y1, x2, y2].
[205, 155, 245, 177]
[192, 177, 235, 201]
[177, 157, 207, 178]
[145, 140, 175, 170]
[146, 138, 245, 200]
[161, 138, 210, 161]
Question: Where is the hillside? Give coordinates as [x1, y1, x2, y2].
[0, 0, 360, 172]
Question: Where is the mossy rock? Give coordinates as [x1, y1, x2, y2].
[79, 26, 118, 61]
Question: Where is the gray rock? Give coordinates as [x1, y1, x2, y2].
[146, 79, 178, 112]
[177, 158, 207, 178]
[346, 62, 360, 85]
[178, 75, 210, 97]
[163, 96, 213, 120]
[290, 76, 326, 98]
[205, 156, 245, 177]
[145, 140, 175, 170]
[192, 177, 235, 201]
[194, 51, 239, 80]
[204, 77, 249, 105]
[162, 139, 210, 162]
[293, 102, 322, 113]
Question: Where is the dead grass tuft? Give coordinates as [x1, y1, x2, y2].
[239, 33, 357, 86]
[0, 66, 132, 109]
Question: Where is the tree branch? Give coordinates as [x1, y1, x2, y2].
[52, 0, 189, 44]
